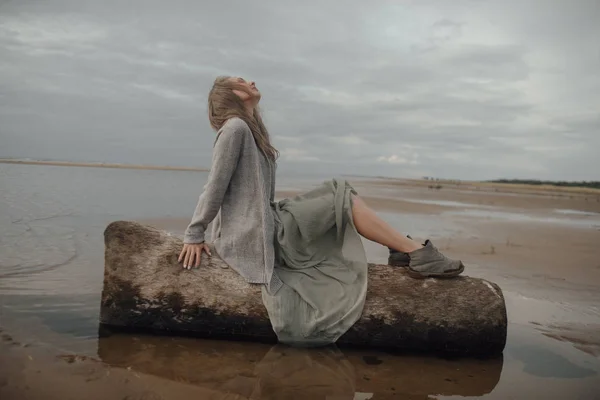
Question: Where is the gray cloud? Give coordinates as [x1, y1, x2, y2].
[1, 0, 599, 180]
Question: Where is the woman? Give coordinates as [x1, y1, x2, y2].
[179, 76, 464, 346]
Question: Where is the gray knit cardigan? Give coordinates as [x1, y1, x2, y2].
[184, 117, 282, 293]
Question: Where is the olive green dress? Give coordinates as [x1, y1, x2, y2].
[261, 178, 368, 346]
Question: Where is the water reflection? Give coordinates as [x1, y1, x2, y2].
[97, 333, 503, 399]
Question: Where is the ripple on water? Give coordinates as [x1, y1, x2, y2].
[0, 220, 78, 280]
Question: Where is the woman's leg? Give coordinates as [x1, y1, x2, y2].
[351, 195, 422, 253]
[351, 194, 464, 277]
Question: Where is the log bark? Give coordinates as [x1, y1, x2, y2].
[100, 220, 507, 357]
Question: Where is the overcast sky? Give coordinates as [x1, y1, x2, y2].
[1, 0, 599, 180]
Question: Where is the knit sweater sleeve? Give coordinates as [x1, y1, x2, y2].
[183, 119, 248, 244]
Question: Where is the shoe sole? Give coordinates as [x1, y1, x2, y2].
[406, 262, 465, 279]
[388, 260, 409, 268]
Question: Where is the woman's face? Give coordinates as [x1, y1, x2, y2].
[230, 77, 261, 104]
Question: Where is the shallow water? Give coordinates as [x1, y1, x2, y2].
[445, 208, 600, 229]
[1, 164, 599, 398]
[554, 208, 600, 216]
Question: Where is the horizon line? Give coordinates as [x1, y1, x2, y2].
[0, 158, 210, 172]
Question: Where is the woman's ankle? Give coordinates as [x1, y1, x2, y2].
[407, 242, 424, 253]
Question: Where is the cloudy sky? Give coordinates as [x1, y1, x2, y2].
[1, 0, 599, 180]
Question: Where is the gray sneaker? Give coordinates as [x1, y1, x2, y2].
[387, 235, 412, 267]
[388, 250, 410, 267]
[407, 240, 465, 279]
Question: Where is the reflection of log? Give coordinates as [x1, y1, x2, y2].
[100, 221, 507, 357]
[97, 333, 504, 398]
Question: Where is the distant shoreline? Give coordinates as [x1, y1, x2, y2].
[0, 159, 209, 172]
[355, 177, 600, 196]
[2, 158, 599, 195]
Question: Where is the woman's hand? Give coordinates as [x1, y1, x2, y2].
[178, 242, 212, 270]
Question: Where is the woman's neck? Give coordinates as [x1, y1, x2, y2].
[243, 96, 260, 117]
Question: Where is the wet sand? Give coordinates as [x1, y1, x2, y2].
[2, 170, 600, 399]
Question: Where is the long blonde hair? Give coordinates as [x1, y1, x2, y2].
[208, 76, 279, 160]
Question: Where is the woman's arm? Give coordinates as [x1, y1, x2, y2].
[183, 119, 248, 244]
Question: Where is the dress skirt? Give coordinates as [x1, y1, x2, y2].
[261, 178, 368, 346]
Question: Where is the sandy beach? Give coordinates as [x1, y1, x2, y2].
[1, 166, 600, 399]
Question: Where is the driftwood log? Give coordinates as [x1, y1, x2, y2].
[100, 221, 507, 357]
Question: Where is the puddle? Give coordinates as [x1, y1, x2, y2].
[95, 334, 505, 398]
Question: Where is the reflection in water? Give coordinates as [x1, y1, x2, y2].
[250, 346, 356, 399]
[97, 333, 503, 399]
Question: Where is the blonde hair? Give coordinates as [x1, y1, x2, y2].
[208, 76, 279, 160]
